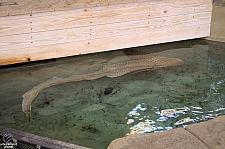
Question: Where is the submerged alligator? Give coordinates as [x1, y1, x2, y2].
[22, 49, 184, 121]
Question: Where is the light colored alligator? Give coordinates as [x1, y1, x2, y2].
[22, 50, 184, 121]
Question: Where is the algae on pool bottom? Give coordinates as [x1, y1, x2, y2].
[0, 40, 225, 149]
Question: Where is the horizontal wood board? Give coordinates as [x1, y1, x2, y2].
[0, 0, 204, 17]
[0, 0, 212, 65]
[0, 0, 211, 36]
[0, 0, 138, 17]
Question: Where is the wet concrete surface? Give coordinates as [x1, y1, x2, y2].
[108, 115, 225, 149]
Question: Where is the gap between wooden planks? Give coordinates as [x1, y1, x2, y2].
[0, 12, 211, 51]
[0, 24, 210, 65]
[0, 0, 212, 65]
[0, 0, 211, 36]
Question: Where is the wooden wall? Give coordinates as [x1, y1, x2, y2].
[0, 0, 212, 66]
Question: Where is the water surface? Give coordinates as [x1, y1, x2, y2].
[0, 39, 225, 149]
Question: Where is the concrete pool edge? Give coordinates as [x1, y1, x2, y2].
[107, 115, 225, 149]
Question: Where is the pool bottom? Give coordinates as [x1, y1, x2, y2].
[0, 39, 225, 149]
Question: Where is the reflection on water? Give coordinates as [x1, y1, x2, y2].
[125, 75, 225, 135]
[0, 39, 225, 149]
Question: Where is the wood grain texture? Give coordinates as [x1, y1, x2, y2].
[0, 24, 210, 65]
[1, 0, 209, 17]
[0, 0, 212, 66]
[0, 0, 212, 36]
[0, 12, 211, 51]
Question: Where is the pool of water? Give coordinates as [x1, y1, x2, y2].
[0, 39, 225, 149]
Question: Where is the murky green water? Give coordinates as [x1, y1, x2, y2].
[0, 39, 225, 149]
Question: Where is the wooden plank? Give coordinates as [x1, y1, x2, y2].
[0, 12, 211, 51]
[0, 0, 79, 17]
[0, 0, 34, 17]
[0, 0, 212, 66]
[22, 0, 214, 19]
[54, 0, 211, 13]
[0, 126, 90, 149]
[0, 24, 210, 66]
[0, 18, 31, 37]
[32, 1, 212, 32]
[0, 0, 212, 36]
[0, 0, 206, 17]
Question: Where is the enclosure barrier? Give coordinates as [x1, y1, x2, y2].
[0, 0, 212, 66]
[0, 126, 90, 149]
